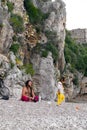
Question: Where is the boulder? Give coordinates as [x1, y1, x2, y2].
[4, 66, 31, 99]
[32, 53, 57, 100]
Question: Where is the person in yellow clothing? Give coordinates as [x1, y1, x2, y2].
[57, 77, 65, 106]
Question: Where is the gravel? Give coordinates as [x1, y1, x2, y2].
[0, 98, 87, 130]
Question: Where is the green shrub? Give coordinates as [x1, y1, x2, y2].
[12, 35, 18, 41]
[45, 31, 56, 38]
[10, 62, 15, 69]
[35, 25, 41, 33]
[83, 54, 87, 65]
[73, 74, 79, 86]
[32, 42, 58, 62]
[64, 30, 87, 74]
[42, 13, 50, 20]
[10, 43, 20, 54]
[69, 66, 76, 73]
[45, 30, 57, 43]
[41, 50, 48, 57]
[24, 0, 49, 25]
[64, 44, 77, 68]
[10, 14, 24, 33]
[46, 43, 58, 62]
[7, 1, 14, 12]
[1, 0, 5, 3]
[24, 0, 42, 24]
[84, 67, 87, 76]
[31, 43, 42, 54]
[83, 54, 87, 76]
[75, 55, 85, 73]
[0, 23, 3, 28]
[23, 64, 35, 76]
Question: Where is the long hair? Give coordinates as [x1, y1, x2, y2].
[60, 77, 65, 82]
[25, 80, 32, 87]
[25, 80, 33, 96]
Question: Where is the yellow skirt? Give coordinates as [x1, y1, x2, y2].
[57, 93, 65, 105]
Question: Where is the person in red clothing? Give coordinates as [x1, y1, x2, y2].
[21, 80, 38, 102]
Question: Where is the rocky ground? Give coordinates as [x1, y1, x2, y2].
[70, 94, 87, 103]
[0, 98, 87, 130]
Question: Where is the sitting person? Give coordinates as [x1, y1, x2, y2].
[21, 80, 38, 102]
[56, 77, 65, 106]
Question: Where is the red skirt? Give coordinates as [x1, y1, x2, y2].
[21, 95, 39, 102]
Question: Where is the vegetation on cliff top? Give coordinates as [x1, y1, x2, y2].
[9, 14, 24, 34]
[24, 0, 49, 26]
[24, 0, 58, 63]
[7, 1, 14, 12]
[64, 30, 87, 76]
[10, 43, 20, 54]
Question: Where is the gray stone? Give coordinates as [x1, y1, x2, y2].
[30, 0, 66, 99]
[0, 14, 13, 53]
[32, 53, 57, 100]
[0, 99, 87, 130]
[70, 28, 87, 44]
[0, 7, 3, 23]
[0, 54, 10, 71]
[33, 0, 66, 71]
[9, 51, 16, 65]
[80, 77, 87, 94]
[4, 66, 31, 98]
[9, 0, 25, 17]
[39, 53, 56, 100]
[39, 33, 47, 44]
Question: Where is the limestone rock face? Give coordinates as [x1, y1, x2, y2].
[80, 77, 87, 95]
[0, 54, 10, 71]
[32, 0, 66, 72]
[9, 0, 25, 17]
[64, 73, 74, 100]
[24, 23, 39, 48]
[0, 53, 31, 99]
[0, 7, 3, 23]
[32, 53, 57, 100]
[9, 51, 16, 65]
[39, 53, 56, 100]
[0, 0, 66, 100]
[64, 70, 86, 100]
[0, 6, 13, 53]
[45, 0, 66, 72]
[0, 21, 13, 53]
[30, 0, 66, 100]
[4, 66, 31, 99]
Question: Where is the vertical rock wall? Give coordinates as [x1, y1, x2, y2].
[33, 0, 66, 71]
[0, 5, 13, 53]
[31, 0, 66, 100]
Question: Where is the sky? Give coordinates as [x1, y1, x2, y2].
[52, 0, 87, 30]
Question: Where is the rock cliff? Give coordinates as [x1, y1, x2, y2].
[32, 0, 66, 71]
[0, 0, 86, 101]
[0, 0, 66, 100]
[30, 0, 66, 100]
[0, 5, 13, 53]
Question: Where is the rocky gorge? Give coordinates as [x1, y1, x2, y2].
[0, 0, 87, 101]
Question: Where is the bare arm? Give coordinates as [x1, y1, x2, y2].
[31, 89, 35, 99]
[22, 87, 28, 97]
